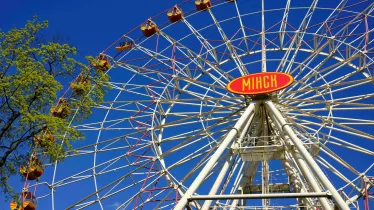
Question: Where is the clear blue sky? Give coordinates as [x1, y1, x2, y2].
[0, 0, 178, 56]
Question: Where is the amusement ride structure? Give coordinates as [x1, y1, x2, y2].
[12, 0, 374, 209]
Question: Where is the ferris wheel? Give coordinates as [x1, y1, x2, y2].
[20, 0, 374, 209]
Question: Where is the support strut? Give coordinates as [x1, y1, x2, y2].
[174, 103, 256, 210]
[265, 101, 350, 210]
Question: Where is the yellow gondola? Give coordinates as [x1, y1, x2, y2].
[22, 192, 37, 210]
[195, 0, 211, 11]
[19, 158, 43, 181]
[92, 54, 111, 71]
[33, 129, 55, 148]
[10, 192, 37, 210]
[70, 75, 90, 95]
[10, 201, 18, 210]
[141, 20, 159, 37]
[50, 99, 70, 119]
[116, 41, 133, 52]
[167, 6, 183, 23]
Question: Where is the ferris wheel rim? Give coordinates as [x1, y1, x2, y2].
[33, 0, 374, 209]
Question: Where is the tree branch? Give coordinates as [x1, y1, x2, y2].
[0, 52, 16, 79]
[0, 127, 42, 168]
[0, 111, 20, 141]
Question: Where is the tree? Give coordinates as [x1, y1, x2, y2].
[0, 16, 109, 200]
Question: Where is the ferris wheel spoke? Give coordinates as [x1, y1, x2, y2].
[282, 44, 334, 96]
[142, 30, 234, 90]
[338, 5, 374, 46]
[290, 113, 374, 126]
[314, 0, 348, 34]
[158, 31, 235, 87]
[53, 143, 154, 188]
[58, 159, 155, 209]
[153, 102, 240, 130]
[64, 130, 151, 153]
[175, 76, 227, 93]
[276, 0, 318, 74]
[100, 97, 243, 105]
[313, 1, 371, 52]
[116, 62, 173, 84]
[280, 116, 367, 177]
[167, 142, 217, 171]
[286, 27, 374, 96]
[104, 159, 163, 208]
[208, 9, 249, 75]
[224, 157, 244, 195]
[279, 77, 372, 98]
[74, 116, 151, 131]
[281, 53, 362, 99]
[261, 0, 267, 72]
[173, 77, 235, 101]
[179, 145, 223, 184]
[156, 97, 241, 120]
[159, 106, 244, 158]
[118, 52, 181, 86]
[156, 115, 238, 130]
[285, 96, 373, 113]
[286, 48, 368, 102]
[289, 114, 374, 142]
[66, 143, 151, 158]
[157, 32, 210, 77]
[74, 168, 161, 209]
[282, 78, 372, 107]
[133, 39, 189, 74]
[182, 18, 219, 63]
[315, 156, 361, 192]
[233, 0, 250, 51]
[159, 118, 237, 159]
[288, 61, 370, 101]
[146, 188, 176, 210]
[318, 147, 361, 176]
[108, 82, 170, 100]
[281, 98, 374, 110]
[286, 116, 374, 156]
[164, 145, 226, 183]
[278, 103, 374, 141]
[165, 123, 237, 170]
[160, 124, 229, 143]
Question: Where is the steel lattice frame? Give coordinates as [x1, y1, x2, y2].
[24, 0, 374, 209]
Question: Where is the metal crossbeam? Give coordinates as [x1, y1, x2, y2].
[189, 192, 332, 200]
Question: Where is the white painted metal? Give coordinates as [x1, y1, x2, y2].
[174, 103, 256, 210]
[282, 154, 316, 209]
[201, 110, 254, 210]
[268, 112, 333, 210]
[190, 192, 331, 200]
[200, 155, 234, 210]
[266, 101, 350, 210]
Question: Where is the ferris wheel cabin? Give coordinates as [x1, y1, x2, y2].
[92, 54, 111, 71]
[141, 20, 159, 37]
[168, 6, 184, 23]
[195, 0, 211, 11]
[10, 192, 37, 210]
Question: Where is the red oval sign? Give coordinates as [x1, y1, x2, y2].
[227, 72, 294, 95]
